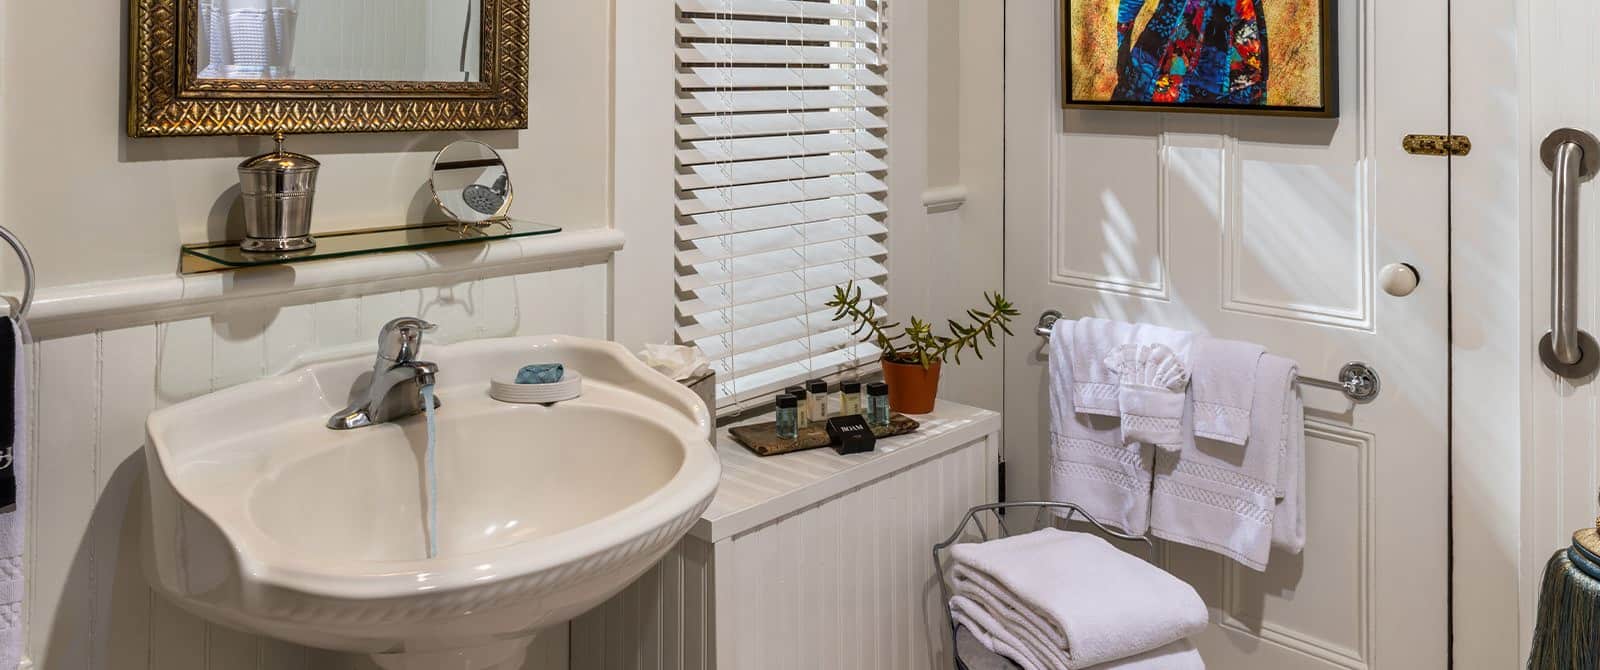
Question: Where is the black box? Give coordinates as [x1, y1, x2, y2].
[825, 415, 877, 455]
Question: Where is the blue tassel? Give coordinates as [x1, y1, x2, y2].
[1529, 544, 1600, 668]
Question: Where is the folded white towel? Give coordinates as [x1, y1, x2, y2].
[951, 593, 1061, 670]
[951, 565, 1072, 667]
[1050, 320, 1154, 535]
[1086, 640, 1205, 670]
[1070, 318, 1193, 418]
[1189, 337, 1266, 445]
[949, 528, 1209, 669]
[954, 595, 1205, 670]
[1106, 343, 1190, 451]
[1149, 354, 1301, 571]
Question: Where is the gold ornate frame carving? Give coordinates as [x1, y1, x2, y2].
[128, 0, 530, 136]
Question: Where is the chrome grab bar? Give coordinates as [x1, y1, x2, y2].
[1553, 141, 1583, 364]
[1033, 310, 1381, 402]
[1539, 129, 1600, 378]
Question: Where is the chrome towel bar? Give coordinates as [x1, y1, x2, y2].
[0, 226, 32, 320]
[1034, 310, 1381, 403]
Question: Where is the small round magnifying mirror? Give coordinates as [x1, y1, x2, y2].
[430, 140, 514, 226]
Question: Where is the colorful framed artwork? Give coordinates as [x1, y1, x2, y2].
[1064, 0, 1337, 117]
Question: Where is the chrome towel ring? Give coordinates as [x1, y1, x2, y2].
[0, 226, 34, 320]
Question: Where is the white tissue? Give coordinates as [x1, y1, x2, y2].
[636, 344, 711, 382]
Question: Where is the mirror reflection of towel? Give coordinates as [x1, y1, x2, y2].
[198, 0, 300, 79]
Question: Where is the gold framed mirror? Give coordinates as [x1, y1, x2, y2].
[128, 0, 529, 137]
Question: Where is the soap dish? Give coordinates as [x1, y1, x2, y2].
[490, 371, 583, 404]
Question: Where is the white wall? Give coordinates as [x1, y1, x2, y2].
[895, 0, 1005, 412]
[0, 0, 611, 289]
[948, 0, 1004, 410]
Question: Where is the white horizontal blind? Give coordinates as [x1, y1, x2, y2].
[675, 0, 889, 411]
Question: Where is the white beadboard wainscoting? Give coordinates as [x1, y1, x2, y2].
[570, 403, 1001, 670]
[23, 240, 615, 669]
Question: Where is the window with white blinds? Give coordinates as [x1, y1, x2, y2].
[674, 0, 889, 411]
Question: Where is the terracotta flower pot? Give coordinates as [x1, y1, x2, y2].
[881, 357, 941, 414]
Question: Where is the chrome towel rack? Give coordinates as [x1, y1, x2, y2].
[0, 225, 34, 320]
[1035, 310, 1381, 403]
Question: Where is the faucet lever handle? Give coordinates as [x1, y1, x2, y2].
[378, 317, 437, 362]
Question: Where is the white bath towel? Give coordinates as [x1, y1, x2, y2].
[1050, 320, 1154, 535]
[954, 595, 1205, 670]
[1189, 337, 1266, 446]
[948, 528, 1209, 669]
[1149, 354, 1302, 571]
[1106, 343, 1191, 451]
[0, 317, 26, 670]
[951, 565, 1072, 668]
[1084, 640, 1205, 670]
[1272, 389, 1307, 554]
[951, 594, 1061, 670]
[1069, 318, 1193, 418]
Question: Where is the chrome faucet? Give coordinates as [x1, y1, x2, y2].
[327, 317, 441, 430]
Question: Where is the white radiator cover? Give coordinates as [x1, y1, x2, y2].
[570, 403, 1002, 669]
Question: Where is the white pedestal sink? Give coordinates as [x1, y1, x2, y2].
[142, 335, 720, 669]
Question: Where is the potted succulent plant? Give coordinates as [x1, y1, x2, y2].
[827, 282, 1020, 414]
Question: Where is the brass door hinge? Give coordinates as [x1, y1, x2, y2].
[1403, 134, 1472, 157]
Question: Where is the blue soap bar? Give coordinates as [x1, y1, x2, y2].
[515, 364, 565, 384]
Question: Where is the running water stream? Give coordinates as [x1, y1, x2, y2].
[421, 384, 440, 559]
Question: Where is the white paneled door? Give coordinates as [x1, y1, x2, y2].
[1003, 0, 1449, 668]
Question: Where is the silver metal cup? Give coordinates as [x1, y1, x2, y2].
[237, 133, 319, 253]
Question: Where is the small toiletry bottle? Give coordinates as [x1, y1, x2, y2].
[866, 382, 891, 427]
[775, 394, 799, 439]
[785, 386, 810, 428]
[806, 379, 829, 421]
[839, 380, 863, 415]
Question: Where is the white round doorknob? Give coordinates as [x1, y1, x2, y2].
[1380, 263, 1420, 297]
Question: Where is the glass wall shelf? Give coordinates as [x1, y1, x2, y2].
[179, 220, 560, 275]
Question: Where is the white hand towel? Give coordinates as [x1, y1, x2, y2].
[1149, 354, 1299, 571]
[1050, 320, 1154, 535]
[1189, 337, 1266, 445]
[1070, 319, 1193, 418]
[949, 528, 1209, 669]
[0, 317, 26, 670]
[1106, 343, 1191, 451]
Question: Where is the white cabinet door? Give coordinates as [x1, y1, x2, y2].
[1003, 0, 1450, 668]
